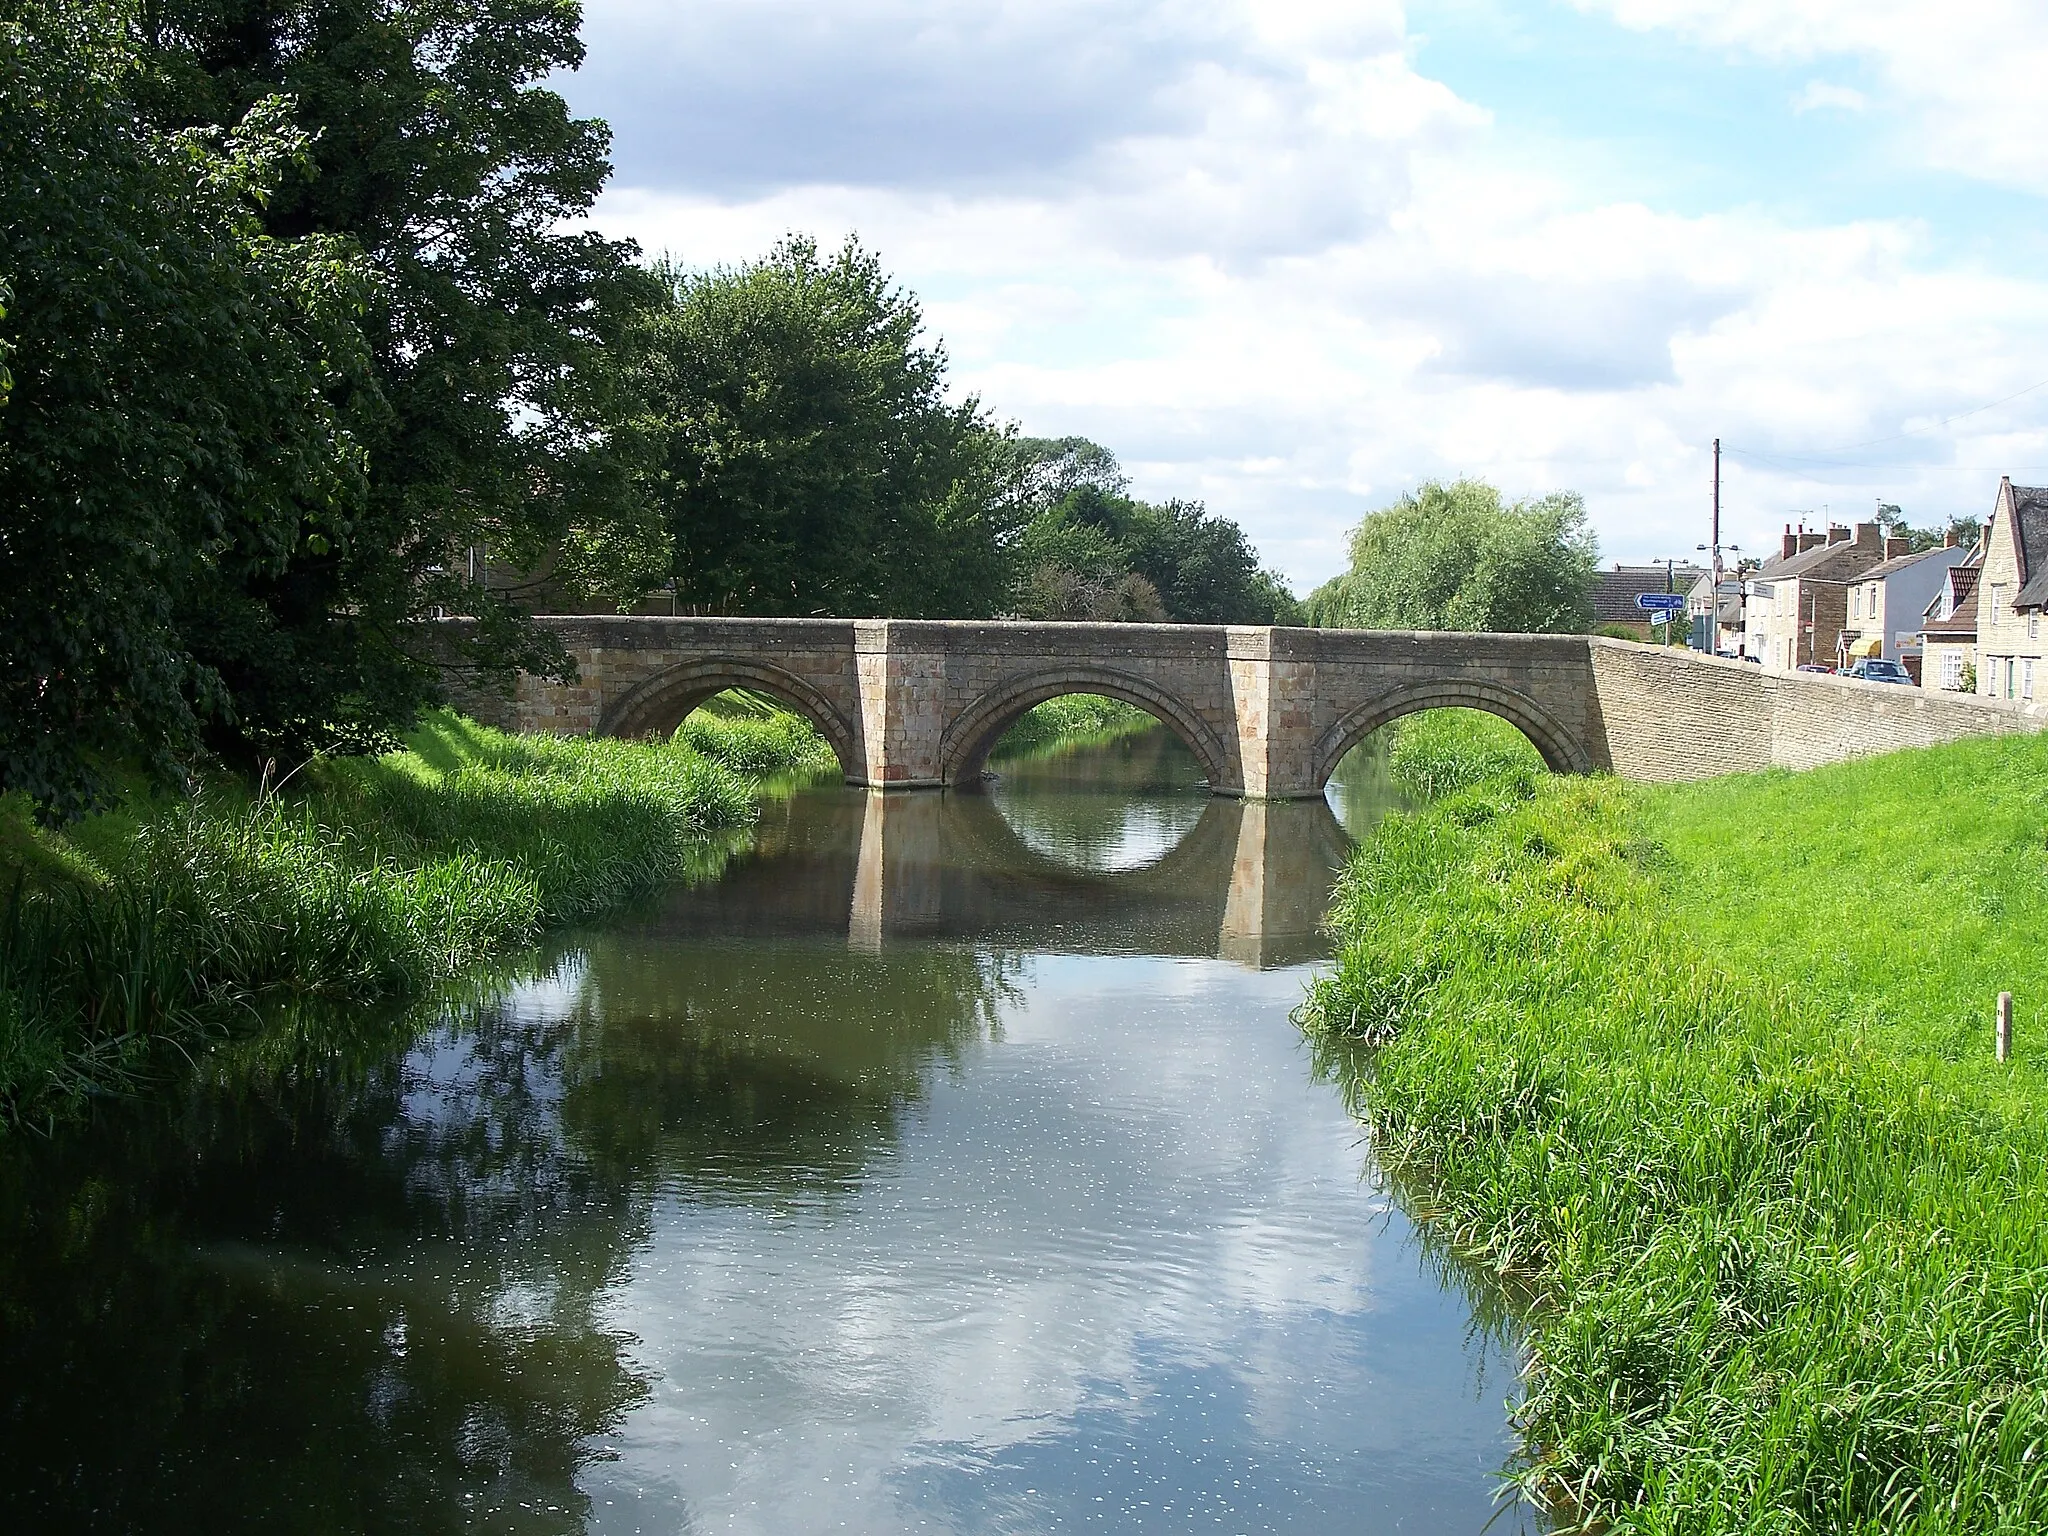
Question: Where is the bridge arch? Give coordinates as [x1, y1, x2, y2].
[597, 656, 862, 778]
[940, 666, 1237, 791]
[1312, 679, 1593, 787]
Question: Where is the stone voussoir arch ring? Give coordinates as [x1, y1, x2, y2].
[939, 665, 1236, 790]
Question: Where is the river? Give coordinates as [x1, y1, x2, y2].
[0, 727, 1536, 1534]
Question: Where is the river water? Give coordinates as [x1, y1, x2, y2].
[0, 728, 1535, 1534]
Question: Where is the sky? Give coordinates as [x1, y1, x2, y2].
[558, 0, 2048, 594]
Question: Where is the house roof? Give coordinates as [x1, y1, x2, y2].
[1862, 545, 1964, 582]
[2009, 483, 2048, 608]
[1752, 535, 1881, 584]
[1589, 564, 1705, 623]
[1922, 560, 1981, 637]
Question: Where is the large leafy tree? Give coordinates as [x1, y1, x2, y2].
[1305, 478, 1598, 633]
[0, 1, 375, 814]
[137, 0, 665, 763]
[1013, 438, 1301, 624]
[633, 236, 1027, 619]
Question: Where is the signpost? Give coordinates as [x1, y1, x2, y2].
[1636, 593, 1686, 613]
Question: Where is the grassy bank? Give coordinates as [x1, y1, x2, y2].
[1304, 720, 2048, 1532]
[1385, 707, 1545, 800]
[0, 711, 828, 1132]
[676, 688, 844, 781]
[990, 693, 1159, 761]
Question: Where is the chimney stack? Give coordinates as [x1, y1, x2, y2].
[1799, 529, 1827, 553]
[1945, 525, 1960, 549]
[1884, 536, 1911, 560]
[1782, 523, 1798, 560]
[1852, 521, 1881, 551]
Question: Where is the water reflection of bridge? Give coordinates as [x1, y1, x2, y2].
[635, 788, 1358, 969]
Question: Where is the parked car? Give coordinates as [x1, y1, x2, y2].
[1848, 657, 1913, 685]
[1796, 663, 1835, 674]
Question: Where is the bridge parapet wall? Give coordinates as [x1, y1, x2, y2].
[444, 619, 2047, 797]
[1588, 638, 2047, 780]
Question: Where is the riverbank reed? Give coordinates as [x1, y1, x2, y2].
[0, 715, 763, 1130]
[1385, 707, 1544, 800]
[1304, 727, 2048, 1533]
[991, 693, 1158, 760]
[675, 693, 842, 781]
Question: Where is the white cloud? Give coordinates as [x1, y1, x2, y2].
[1574, 0, 2048, 195]
[572, 0, 2048, 589]
[1790, 79, 1868, 114]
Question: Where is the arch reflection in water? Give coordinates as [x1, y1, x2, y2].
[632, 783, 1355, 970]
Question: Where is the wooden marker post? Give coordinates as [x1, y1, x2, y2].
[1997, 992, 2013, 1062]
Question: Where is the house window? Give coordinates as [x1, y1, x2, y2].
[1942, 652, 1964, 690]
[1851, 588, 1861, 619]
[2031, 611, 2040, 641]
[1990, 584, 2007, 625]
[2027, 660, 2036, 701]
[2008, 658, 2018, 700]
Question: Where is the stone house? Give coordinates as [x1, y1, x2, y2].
[1591, 563, 1705, 641]
[1920, 548, 1983, 693]
[1841, 538, 1970, 677]
[1742, 522, 1886, 671]
[1973, 478, 2048, 704]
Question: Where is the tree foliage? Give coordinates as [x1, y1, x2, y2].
[1306, 478, 1598, 634]
[1013, 438, 1301, 624]
[0, 0, 376, 814]
[633, 236, 1028, 619]
[137, 0, 665, 764]
[1874, 502, 1979, 555]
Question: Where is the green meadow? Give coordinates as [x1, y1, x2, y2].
[1306, 713, 2048, 1533]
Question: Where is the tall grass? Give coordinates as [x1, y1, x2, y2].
[1385, 708, 1545, 800]
[1303, 735, 2048, 1532]
[674, 695, 842, 782]
[0, 715, 762, 1130]
[990, 693, 1159, 760]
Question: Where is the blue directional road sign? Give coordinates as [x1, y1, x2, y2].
[1636, 592, 1687, 613]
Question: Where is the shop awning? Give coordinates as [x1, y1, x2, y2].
[1848, 634, 1883, 658]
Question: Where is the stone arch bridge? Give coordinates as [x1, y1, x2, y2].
[454, 617, 2045, 796]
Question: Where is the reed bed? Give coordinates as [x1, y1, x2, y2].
[675, 701, 842, 781]
[0, 715, 763, 1129]
[1385, 706, 1545, 800]
[1303, 727, 2048, 1533]
[990, 693, 1159, 760]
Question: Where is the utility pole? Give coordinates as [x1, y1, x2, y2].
[1711, 438, 1722, 587]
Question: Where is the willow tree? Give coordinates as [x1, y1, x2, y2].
[1307, 479, 1598, 634]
